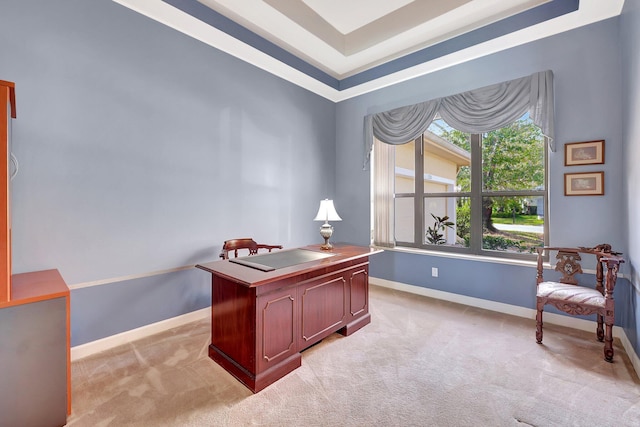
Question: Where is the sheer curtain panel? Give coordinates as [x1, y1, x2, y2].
[372, 138, 395, 247]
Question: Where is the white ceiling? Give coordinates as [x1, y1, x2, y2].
[199, 0, 545, 78]
[114, 0, 624, 101]
[303, 0, 417, 35]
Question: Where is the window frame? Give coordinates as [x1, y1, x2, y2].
[391, 127, 549, 261]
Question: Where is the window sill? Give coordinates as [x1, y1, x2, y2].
[372, 244, 538, 268]
[372, 245, 624, 276]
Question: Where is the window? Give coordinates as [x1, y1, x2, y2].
[379, 113, 547, 259]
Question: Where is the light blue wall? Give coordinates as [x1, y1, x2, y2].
[621, 0, 640, 356]
[1, 0, 637, 360]
[337, 18, 624, 251]
[336, 17, 638, 358]
[1, 0, 336, 345]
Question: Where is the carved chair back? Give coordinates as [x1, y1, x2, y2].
[219, 238, 283, 259]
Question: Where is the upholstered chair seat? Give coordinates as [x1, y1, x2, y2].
[537, 281, 605, 308]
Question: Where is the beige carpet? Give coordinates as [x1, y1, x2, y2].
[68, 285, 640, 427]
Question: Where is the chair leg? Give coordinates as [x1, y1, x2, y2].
[596, 314, 604, 342]
[536, 302, 544, 344]
[604, 323, 614, 362]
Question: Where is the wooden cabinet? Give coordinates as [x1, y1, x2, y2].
[0, 79, 16, 302]
[197, 244, 380, 393]
[0, 270, 70, 427]
[0, 81, 70, 425]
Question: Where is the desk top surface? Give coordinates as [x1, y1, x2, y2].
[229, 248, 336, 271]
[196, 244, 382, 287]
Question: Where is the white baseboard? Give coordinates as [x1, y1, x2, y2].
[370, 277, 640, 377]
[71, 307, 210, 361]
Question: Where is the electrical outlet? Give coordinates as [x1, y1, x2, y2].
[431, 267, 438, 277]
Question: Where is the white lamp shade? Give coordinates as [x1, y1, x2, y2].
[314, 199, 342, 222]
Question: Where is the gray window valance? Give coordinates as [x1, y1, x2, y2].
[364, 70, 554, 168]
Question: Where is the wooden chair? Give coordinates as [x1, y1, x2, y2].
[535, 244, 624, 362]
[219, 238, 283, 260]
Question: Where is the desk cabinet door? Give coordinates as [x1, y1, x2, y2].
[299, 272, 347, 349]
[256, 287, 298, 372]
[346, 266, 369, 321]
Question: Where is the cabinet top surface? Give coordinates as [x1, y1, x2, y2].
[1, 269, 69, 308]
[196, 244, 382, 287]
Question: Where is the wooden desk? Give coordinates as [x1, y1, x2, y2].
[196, 244, 381, 392]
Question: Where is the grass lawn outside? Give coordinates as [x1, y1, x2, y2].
[492, 214, 543, 226]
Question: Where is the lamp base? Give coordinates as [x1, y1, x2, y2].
[319, 240, 333, 251]
[319, 223, 334, 251]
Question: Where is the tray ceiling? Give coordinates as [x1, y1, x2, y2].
[114, 0, 624, 101]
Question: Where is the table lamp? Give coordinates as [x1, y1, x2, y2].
[314, 199, 342, 250]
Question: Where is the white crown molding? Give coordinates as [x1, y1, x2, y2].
[112, 0, 623, 102]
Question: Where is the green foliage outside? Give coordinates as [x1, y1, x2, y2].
[455, 202, 471, 246]
[429, 117, 545, 253]
[482, 235, 526, 252]
[453, 201, 541, 253]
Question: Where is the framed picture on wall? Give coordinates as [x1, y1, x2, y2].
[564, 140, 605, 166]
[564, 172, 604, 196]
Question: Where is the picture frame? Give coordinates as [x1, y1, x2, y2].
[564, 140, 604, 166]
[564, 172, 604, 196]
